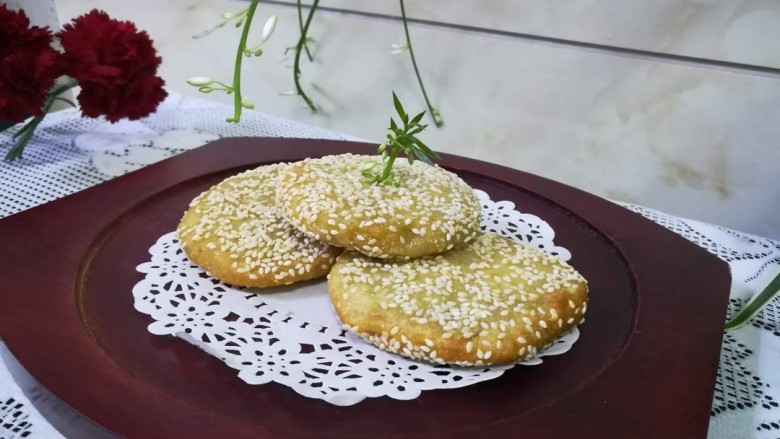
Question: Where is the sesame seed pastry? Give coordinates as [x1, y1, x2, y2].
[276, 153, 482, 259]
[328, 232, 588, 365]
[177, 163, 342, 287]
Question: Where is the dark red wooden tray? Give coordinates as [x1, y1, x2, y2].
[0, 138, 730, 438]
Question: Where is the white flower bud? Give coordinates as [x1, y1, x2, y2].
[390, 43, 409, 55]
[187, 77, 214, 86]
[261, 15, 278, 42]
[241, 97, 255, 109]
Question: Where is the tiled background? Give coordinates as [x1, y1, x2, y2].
[38, 1, 780, 238]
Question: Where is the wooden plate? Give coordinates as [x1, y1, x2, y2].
[0, 138, 730, 438]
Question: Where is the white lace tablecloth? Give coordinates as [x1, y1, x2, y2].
[1, 93, 778, 438]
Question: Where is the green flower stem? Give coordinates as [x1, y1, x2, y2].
[227, 0, 260, 123]
[297, 0, 313, 61]
[399, 0, 442, 127]
[4, 77, 77, 162]
[293, 0, 319, 111]
[380, 147, 400, 181]
[725, 271, 780, 331]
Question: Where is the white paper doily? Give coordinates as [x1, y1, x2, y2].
[133, 189, 580, 405]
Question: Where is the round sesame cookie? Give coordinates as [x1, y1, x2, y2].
[276, 154, 481, 259]
[177, 164, 342, 287]
[328, 232, 588, 365]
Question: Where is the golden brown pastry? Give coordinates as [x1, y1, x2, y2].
[177, 164, 341, 287]
[328, 232, 588, 365]
[276, 153, 481, 259]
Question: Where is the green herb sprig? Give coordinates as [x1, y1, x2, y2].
[362, 92, 439, 185]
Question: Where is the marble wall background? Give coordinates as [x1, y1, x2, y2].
[54, 0, 780, 238]
[289, 0, 780, 69]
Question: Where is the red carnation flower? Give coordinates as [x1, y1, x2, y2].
[0, 5, 62, 123]
[78, 75, 167, 121]
[59, 10, 167, 122]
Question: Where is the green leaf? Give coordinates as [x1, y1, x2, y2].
[11, 118, 35, 139]
[410, 111, 425, 125]
[413, 138, 439, 158]
[407, 124, 428, 136]
[361, 166, 377, 180]
[392, 92, 408, 125]
[4, 117, 39, 161]
[390, 117, 398, 131]
[725, 271, 780, 330]
[4, 80, 75, 162]
[407, 125, 425, 136]
[412, 148, 433, 165]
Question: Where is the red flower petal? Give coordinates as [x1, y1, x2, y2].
[78, 75, 167, 122]
[59, 9, 166, 122]
[0, 5, 62, 123]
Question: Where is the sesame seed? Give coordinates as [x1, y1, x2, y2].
[177, 163, 339, 287]
[330, 228, 588, 365]
[275, 154, 481, 259]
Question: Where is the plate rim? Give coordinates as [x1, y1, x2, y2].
[0, 137, 731, 438]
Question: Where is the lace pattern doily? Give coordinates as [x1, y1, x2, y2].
[133, 189, 580, 405]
